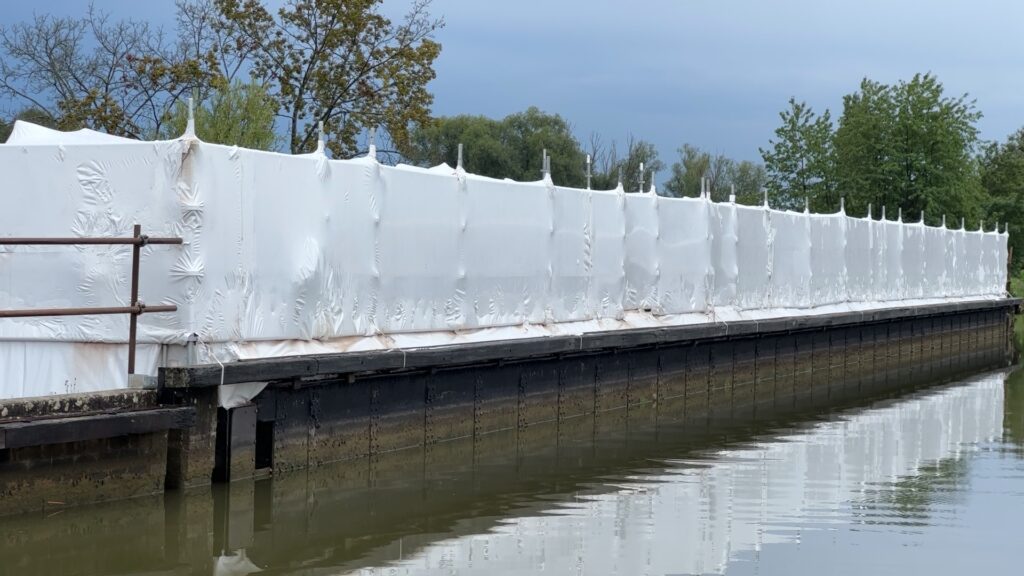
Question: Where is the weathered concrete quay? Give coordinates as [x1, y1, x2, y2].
[0, 298, 1016, 516]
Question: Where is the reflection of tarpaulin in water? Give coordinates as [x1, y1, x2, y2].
[363, 372, 1006, 576]
[215, 549, 261, 576]
[0, 121, 1010, 402]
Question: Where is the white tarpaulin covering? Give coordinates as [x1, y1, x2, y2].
[0, 122, 1010, 401]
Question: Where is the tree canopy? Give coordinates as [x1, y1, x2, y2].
[664, 145, 766, 204]
[160, 80, 277, 148]
[760, 98, 834, 211]
[833, 74, 983, 223]
[402, 107, 664, 190]
[761, 74, 986, 223]
[981, 128, 1024, 270]
[204, 0, 444, 156]
[402, 108, 585, 185]
[0, 5, 217, 138]
[586, 134, 664, 192]
[0, 0, 444, 155]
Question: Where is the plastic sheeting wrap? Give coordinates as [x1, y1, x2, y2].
[734, 205, 771, 310]
[845, 218, 873, 302]
[923, 225, 949, 298]
[809, 215, 847, 306]
[657, 197, 710, 314]
[883, 220, 905, 300]
[709, 203, 739, 308]
[901, 223, 927, 300]
[0, 122, 1010, 401]
[550, 186, 590, 322]
[768, 211, 812, 308]
[623, 193, 659, 311]
[587, 191, 626, 319]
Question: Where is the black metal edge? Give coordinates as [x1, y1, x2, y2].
[160, 298, 1021, 389]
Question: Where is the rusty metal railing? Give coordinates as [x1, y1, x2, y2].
[0, 224, 182, 374]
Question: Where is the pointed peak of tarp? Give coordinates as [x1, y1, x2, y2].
[4, 120, 139, 146]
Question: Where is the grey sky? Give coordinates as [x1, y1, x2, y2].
[7, 0, 1024, 170]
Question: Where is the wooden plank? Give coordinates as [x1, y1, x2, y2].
[0, 407, 195, 450]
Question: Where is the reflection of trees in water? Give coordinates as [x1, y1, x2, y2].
[849, 365, 1024, 533]
[1004, 367, 1024, 452]
[851, 457, 970, 529]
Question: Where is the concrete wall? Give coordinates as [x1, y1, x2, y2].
[0, 390, 198, 517]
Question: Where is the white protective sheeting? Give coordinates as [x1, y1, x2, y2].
[733, 204, 771, 310]
[657, 196, 710, 314]
[0, 123, 1010, 401]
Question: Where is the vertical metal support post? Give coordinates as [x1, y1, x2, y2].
[129, 224, 142, 374]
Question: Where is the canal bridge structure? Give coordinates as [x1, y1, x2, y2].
[0, 121, 1016, 515]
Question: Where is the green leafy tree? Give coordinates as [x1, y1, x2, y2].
[834, 74, 983, 223]
[0, 5, 219, 138]
[728, 160, 768, 205]
[500, 108, 587, 186]
[664, 145, 766, 204]
[208, 0, 444, 157]
[402, 114, 509, 173]
[760, 98, 834, 211]
[980, 128, 1024, 270]
[663, 144, 731, 200]
[588, 135, 664, 192]
[403, 107, 590, 186]
[832, 79, 895, 215]
[160, 81, 277, 149]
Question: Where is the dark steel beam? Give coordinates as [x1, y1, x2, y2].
[0, 237, 182, 245]
[0, 304, 177, 319]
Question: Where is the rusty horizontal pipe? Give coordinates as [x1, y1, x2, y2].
[0, 304, 177, 319]
[0, 237, 182, 246]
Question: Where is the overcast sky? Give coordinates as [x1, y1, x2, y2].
[8, 0, 1024, 169]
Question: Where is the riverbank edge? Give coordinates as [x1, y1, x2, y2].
[0, 298, 1018, 516]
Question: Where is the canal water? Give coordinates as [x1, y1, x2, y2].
[2, 364, 1023, 574]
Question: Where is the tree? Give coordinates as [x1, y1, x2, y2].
[0, 4, 218, 138]
[207, 0, 444, 157]
[728, 160, 768, 205]
[663, 145, 766, 204]
[500, 108, 588, 186]
[834, 74, 983, 224]
[663, 144, 731, 200]
[760, 98, 834, 212]
[160, 80, 277, 149]
[402, 114, 508, 172]
[587, 135, 664, 192]
[403, 107, 591, 187]
[980, 128, 1024, 271]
